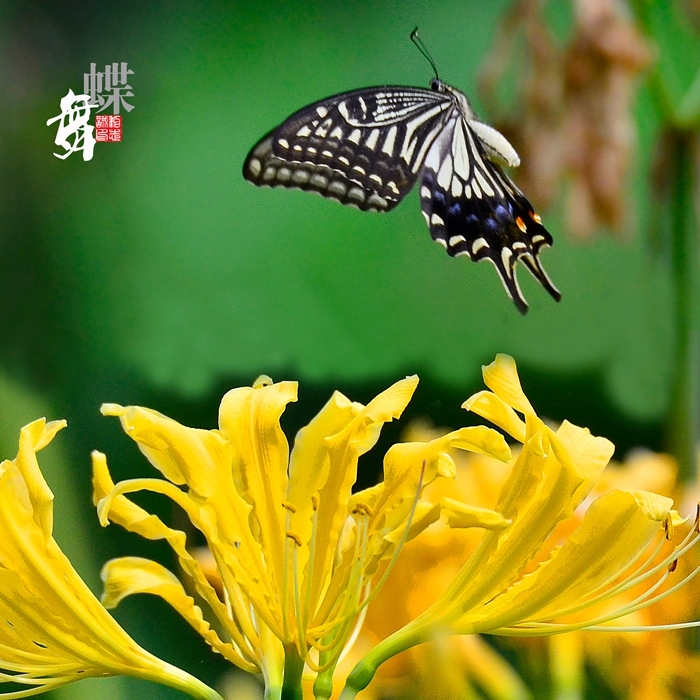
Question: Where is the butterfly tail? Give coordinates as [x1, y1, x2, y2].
[484, 251, 530, 315]
[521, 253, 562, 303]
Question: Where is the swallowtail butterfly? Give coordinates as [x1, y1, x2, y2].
[243, 36, 560, 314]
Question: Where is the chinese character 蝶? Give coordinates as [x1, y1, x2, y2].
[46, 89, 96, 161]
[84, 62, 134, 115]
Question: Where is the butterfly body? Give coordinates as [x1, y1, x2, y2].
[244, 79, 560, 314]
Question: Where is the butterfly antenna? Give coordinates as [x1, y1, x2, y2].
[410, 27, 439, 81]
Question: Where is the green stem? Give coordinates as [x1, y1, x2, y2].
[280, 647, 305, 700]
[339, 624, 430, 699]
[312, 649, 336, 700]
[667, 129, 699, 484]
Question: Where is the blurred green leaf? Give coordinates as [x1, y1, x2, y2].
[633, 0, 700, 125]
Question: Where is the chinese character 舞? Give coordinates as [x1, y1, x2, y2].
[46, 89, 96, 161]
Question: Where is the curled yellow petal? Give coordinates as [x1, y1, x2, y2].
[462, 391, 527, 443]
[481, 354, 535, 417]
[0, 421, 224, 700]
[219, 380, 298, 607]
[382, 500, 442, 544]
[101, 402, 232, 496]
[92, 452, 264, 669]
[101, 557, 257, 672]
[551, 420, 615, 490]
[440, 497, 511, 531]
[13, 418, 66, 540]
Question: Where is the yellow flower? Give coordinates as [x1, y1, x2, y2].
[338, 436, 698, 700]
[0, 418, 222, 700]
[340, 355, 700, 699]
[93, 375, 510, 700]
[326, 427, 529, 700]
[577, 450, 700, 700]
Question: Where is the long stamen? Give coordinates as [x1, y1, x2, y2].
[584, 619, 700, 632]
[209, 560, 262, 662]
[310, 511, 371, 667]
[567, 567, 672, 624]
[310, 560, 366, 675]
[314, 570, 369, 672]
[348, 513, 371, 616]
[310, 515, 363, 630]
[543, 534, 669, 619]
[223, 582, 233, 620]
[356, 461, 427, 614]
[507, 537, 700, 636]
[620, 556, 700, 617]
[291, 540, 307, 660]
[0, 678, 75, 698]
[303, 496, 320, 637]
[337, 583, 371, 666]
[546, 521, 700, 622]
[510, 563, 700, 635]
[312, 595, 370, 700]
[314, 513, 369, 643]
[489, 510, 700, 639]
[503, 570, 673, 636]
[281, 503, 296, 643]
[310, 459, 428, 662]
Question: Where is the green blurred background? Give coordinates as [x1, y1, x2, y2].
[0, 0, 698, 698]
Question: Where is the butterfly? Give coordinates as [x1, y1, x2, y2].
[243, 50, 560, 314]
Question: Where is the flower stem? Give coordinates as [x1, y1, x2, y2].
[667, 129, 699, 484]
[281, 647, 305, 700]
[339, 624, 429, 699]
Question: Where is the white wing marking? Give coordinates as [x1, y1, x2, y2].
[451, 122, 470, 180]
[382, 125, 398, 155]
[437, 154, 453, 190]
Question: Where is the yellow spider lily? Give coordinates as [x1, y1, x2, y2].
[331, 438, 699, 700]
[340, 355, 700, 699]
[93, 375, 510, 700]
[0, 418, 223, 700]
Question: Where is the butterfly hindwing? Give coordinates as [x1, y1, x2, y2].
[419, 116, 560, 314]
[243, 87, 453, 211]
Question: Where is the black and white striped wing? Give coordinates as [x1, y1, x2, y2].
[419, 116, 561, 314]
[243, 87, 454, 212]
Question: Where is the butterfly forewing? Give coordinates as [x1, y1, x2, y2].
[419, 114, 560, 314]
[243, 87, 454, 212]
